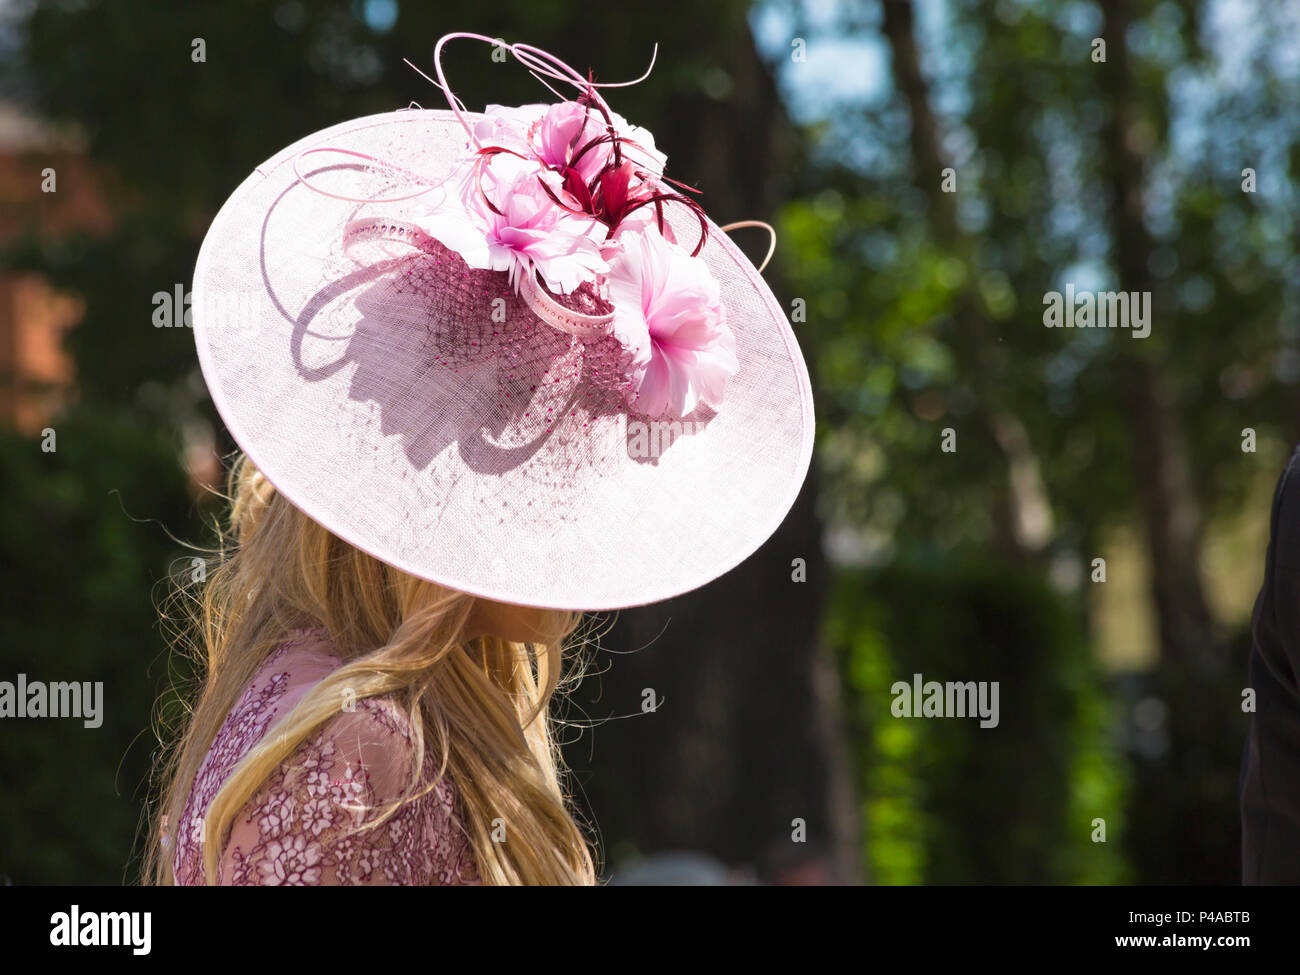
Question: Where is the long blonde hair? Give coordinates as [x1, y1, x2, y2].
[143, 453, 596, 885]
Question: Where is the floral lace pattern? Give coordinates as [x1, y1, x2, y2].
[173, 627, 479, 886]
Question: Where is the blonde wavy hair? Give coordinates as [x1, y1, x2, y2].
[143, 453, 597, 885]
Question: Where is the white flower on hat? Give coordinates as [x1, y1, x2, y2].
[415, 151, 608, 294]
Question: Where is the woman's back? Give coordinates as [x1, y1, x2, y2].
[172, 627, 479, 886]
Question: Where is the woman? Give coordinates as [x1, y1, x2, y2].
[145, 33, 814, 886]
[148, 456, 590, 885]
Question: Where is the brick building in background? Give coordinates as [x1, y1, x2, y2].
[0, 102, 110, 434]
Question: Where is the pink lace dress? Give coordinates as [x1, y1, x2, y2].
[172, 627, 479, 885]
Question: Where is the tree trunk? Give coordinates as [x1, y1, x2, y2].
[880, 0, 1053, 559]
[1097, 0, 1220, 670]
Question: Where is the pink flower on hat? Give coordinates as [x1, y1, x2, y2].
[471, 102, 666, 183]
[607, 228, 738, 418]
[410, 85, 736, 419]
[534, 101, 608, 183]
[532, 101, 667, 183]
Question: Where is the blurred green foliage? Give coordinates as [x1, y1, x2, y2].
[773, 0, 1298, 884]
[831, 559, 1128, 884]
[0, 406, 195, 883]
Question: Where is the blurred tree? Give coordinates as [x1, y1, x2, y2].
[833, 559, 1129, 884]
[786, 0, 1298, 882]
[0, 406, 194, 883]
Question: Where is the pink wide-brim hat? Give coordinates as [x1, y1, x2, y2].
[191, 43, 814, 611]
